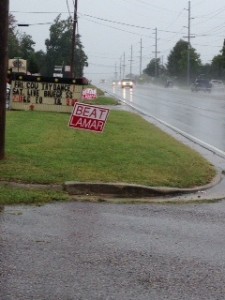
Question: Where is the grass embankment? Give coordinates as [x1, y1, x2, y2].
[0, 98, 216, 205]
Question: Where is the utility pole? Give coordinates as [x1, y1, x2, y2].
[71, 0, 78, 78]
[122, 52, 126, 78]
[0, 0, 9, 160]
[153, 28, 160, 77]
[119, 56, 122, 81]
[139, 38, 143, 76]
[114, 63, 118, 80]
[128, 45, 133, 78]
[184, 1, 195, 86]
[187, 1, 191, 86]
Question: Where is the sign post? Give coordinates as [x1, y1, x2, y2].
[69, 102, 109, 133]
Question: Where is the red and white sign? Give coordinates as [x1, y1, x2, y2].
[69, 102, 110, 133]
[82, 88, 97, 100]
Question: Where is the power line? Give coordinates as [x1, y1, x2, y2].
[80, 12, 187, 35]
[11, 9, 186, 35]
[80, 16, 153, 38]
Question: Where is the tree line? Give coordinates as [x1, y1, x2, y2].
[9, 13, 225, 83]
[143, 39, 225, 84]
[8, 14, 88, 78]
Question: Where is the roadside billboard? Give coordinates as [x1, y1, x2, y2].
[10, 75, 85, 113]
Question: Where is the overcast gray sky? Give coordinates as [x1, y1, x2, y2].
[10, 0, 225, 81]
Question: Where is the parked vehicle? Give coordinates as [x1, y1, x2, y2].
[191, 78, 212, 92]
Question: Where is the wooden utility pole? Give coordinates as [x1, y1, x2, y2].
[122, 52, 126, 78]
[139, 38, 143, 76]
[129, 45, 133, 78]
[183, 1, 195, 86]
[153, 27, 160, 77]
[0, 0, 9, 160]
[187, 1, 191, 86]
[71, 0, 78, 78]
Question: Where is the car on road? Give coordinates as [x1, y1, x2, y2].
[121, 78, 134, 88]
[210, 79, 225, 92]
[191, 78, 212, 92]
[112, 80, 121, 86]
[164, 79, 174, 88]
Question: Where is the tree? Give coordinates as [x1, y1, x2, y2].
[209, 55, 223, 78]
[167, 39, 201, 83]
[210, 40, 225, 79]
[31, 50, 46, 74]
[17, 33, 40, 74]
[8, 14, 41, 74]
[74, 34, 88, 77]
[198, 63, 212, 78]
[18, 33, 35, 59]
[45, 14, 88, 77]
[143, 58, 165, 77]
[8, 13, 20, 58]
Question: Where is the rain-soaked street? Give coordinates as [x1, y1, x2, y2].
[1, 201, 225, 300]
[108, 83, 225, 154]
[1, 83, 225, 300]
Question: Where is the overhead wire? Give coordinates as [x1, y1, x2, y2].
[11, 4, 225, 68]
[79, 14, 153, 38]
[11, 9, 186, 35]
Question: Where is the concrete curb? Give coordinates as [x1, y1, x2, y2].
[63, 172, 222, 199]
[0, 172, 224, 204]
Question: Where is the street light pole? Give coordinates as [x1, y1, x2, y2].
[0, 0, 9, 160]
[71, 0, 78, 78]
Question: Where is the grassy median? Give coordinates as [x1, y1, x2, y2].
[0, 105, 216, 205]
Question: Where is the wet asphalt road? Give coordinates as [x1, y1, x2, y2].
[1, 201, 225, 300]
[109, 83, 225, 153]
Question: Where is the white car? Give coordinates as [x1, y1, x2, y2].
[210, 79, 225, 92]
[121, 79, 134, 88]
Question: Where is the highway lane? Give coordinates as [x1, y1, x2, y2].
[105, 83, 225, 154]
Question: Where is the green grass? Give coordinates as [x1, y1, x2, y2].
[0, 108, 216, 205]
[83, 96, 119, 105]
[0, 186, 69, 206]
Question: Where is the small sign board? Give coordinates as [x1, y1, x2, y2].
[9, 58, 27, 73]
[69, 102, 109, 133]
[82, 88, 97, 100]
